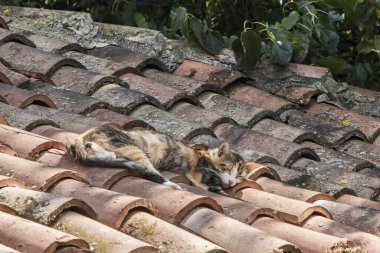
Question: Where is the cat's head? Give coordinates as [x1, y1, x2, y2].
[193, 142, 248, 188]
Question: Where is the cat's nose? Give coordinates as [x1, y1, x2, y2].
[228, 180, 234, 186]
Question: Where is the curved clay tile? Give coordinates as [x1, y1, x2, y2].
[0, 244, 20, 253]
[31, 125, 77, 147]
[28, 81, 109, 114]
[143, 68, 225, 96]
[0, 175, 29, 188]
[0, 17, 8, 30]
[338, 139, 380, 168]
[0, 211, 90, 252]
[303, 215, 380, 253]
[64, 51, 141, 76]
[130, 104, 215, 140]
[0, 82, 56, 109]
[50, 179, 157, 228]
[300, 141, 375, 172]
[0, 153, 87, 191]
[0, 203, 17, 215]
[180, 207, 301, 253]
[198, 92, 278, 127]
[0, 42, 84, 81]
[52, 211, 157, 253]
[256, 177, 334, 203]
[20, 32, 86, 54]
[0, 187, 96, 224]
[276, 86, 322, 105]
[122, 211, 228, 253]
[0, 124, 66, 160]
[225, 83, 297, 115]
[233, 187, 332, 224]
[0, 62, 30, 87]
[245, 162, 280, 180]
[190, 134, 280, 165]
[92, 84, 162, 113]
[0, 115, 8, 125]
[314, 200, 380, 237]
[0, 103, 59, 130]
[170, 102, 238, 130]
[88, 109, 155, 130]
[348, 85, 380, 101]
[173, 60, 247, 88]
[291, 158, 380, 200]
[252, 217, 359, 253]
[122, 73, 202, 109]
[336, 194, 380, 211]
[87, 44, 166, 71]
[287, 62, 329, 79]
[282, 109, 368, 148]
[0, 28, 35, 47]
[214, 123, 319, 167]
[251, 118, 319, 144]
[267, 163, 358, 199]
[109, 176, 223, 225]
[38, 149, 133, 189]
[306, 100, 380, 142]
[51, 66, 125, 95]
[24, 105, 111, 134]
[0, 141, 18, 156]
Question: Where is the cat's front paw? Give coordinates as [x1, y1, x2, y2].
[163, 181, 182, 190]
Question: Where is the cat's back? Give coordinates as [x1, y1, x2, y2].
[126, 128, 177, 150]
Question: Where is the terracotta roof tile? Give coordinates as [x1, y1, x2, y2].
[180, 207, 300, 253]
[347, 85, 380, 100]
[306, 100, 380, 142]
[64, 51, 140, 76]
[30, 125, 78, 147]
[92, 84, 162, 113]
[0, 102, 59, 130]
[0, 175, 29, 188]
[244, 162, 280, 180]
[51, 66, 125, 95]
[282, 109, 368, 148]
[0, 42, 83, 83]
[214, 123, 319, 166]
[300, 141, 375, 171]
[143, 68, 225, 96]
[87, 44, 166, 71]
[0, 141, 18, 156]
[226, 83, 297, 115]
[0, 153, 87, 191]
[24, 104, 111, 134]
[0, 187, 96, 224]
[0, 244, 20, 253]
[0, 124, 65, 159]
[252, 217, 359, 253]
[28, 81, 108, 114]
[130, 104, 214, 140]
[198, 91, 278, 127]
[17, 31, 86, 54]
[374, 134, 380, 146]
[336, 194, 380, 211]
[338, 139, 380, 168]
[123, 73, 201, 109]
[0, 62, 30, 87]
[291, 158, 380, 200]
[0, 82, 56, 108]
[0, 211, 90, 252]
[266, 163, 357, 198]
[276, 85, 322, 105]
[170, 101, 237, 129]
[52, 211, 157, 253]
[314, 200, 380, 236]
[251, 118, 319, 143]
[303, 215, 380, 253]
[0, 27, 35, 47]
[0, 17, 8, 30]
[173, 59, 247, 88]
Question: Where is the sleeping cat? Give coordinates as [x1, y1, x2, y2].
[69, 124, 248, 195]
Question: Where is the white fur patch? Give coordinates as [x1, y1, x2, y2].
[95, 151, 117, 160]
[163, 181, 182, 190]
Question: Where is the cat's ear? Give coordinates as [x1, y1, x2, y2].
[192, 143, 209, 151]
[218, 142, 232, 157]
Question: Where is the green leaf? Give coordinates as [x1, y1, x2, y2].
[292, 31, 309, 63]
[170, 6, 188, 33]
[315, 23, 339, 54]
[314, 56, 351, 75]
[133, 12, 149, 28]
[349, 63, 368, 85]
[269, 26, 293, 65]
[232, 29, 261, 71]
[281, 11, 300, 30]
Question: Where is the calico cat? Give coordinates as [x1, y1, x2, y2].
[69, 124, 248, 195]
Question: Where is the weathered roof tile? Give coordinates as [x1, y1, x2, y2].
[0, 27, 35, 47]
[0, 62, 30, 87]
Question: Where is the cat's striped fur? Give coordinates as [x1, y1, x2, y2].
[69, 124, 248, 195]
